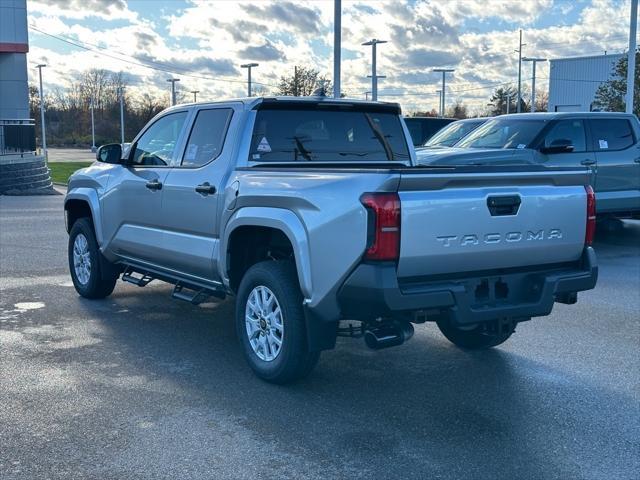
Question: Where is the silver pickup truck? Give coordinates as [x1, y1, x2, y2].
[65, 97, 597, 383]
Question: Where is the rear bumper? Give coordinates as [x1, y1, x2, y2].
[338, 247, 597, 325]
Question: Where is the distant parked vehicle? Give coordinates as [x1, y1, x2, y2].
[417, 112, 640, 218]
[404, 116, 455, 146]
[421, 117, 488, 149]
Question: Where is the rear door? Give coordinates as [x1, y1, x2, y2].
[102, 111, 188, 265]
[587, 117, 640, 213]
[158, 105, 236, 281]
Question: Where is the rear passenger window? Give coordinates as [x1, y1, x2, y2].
[544, 120, 586, 152]
[181, 109, 232, 167]
[590, 119, 634, 151]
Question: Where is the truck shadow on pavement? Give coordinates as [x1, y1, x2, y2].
[46, 279, 636, 480]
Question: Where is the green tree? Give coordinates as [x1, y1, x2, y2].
[593, 50, 639, 114]
[277, 66, 332, 96]
[487, 86, 524, 116]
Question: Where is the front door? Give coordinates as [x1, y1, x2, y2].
[159, 106, 236, 282]
[101, 110, 189, 265]
[537, 119, 594, 172]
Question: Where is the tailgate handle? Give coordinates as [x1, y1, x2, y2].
[487, 195, 521, 216]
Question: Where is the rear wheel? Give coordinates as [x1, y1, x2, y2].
[235, 260, 319, 384]
[436, 317, 515, 350]
[68, 218, 119, 299]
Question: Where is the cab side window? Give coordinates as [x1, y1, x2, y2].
[543, 120, 586, 152]
[589, 119, 634, 151]
[181, 109, 233, 168]
[131, 112, 188, 166]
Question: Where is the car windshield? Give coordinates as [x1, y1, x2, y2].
[455, 118, 546, 149]
[249, 106, 410, 163]
[424, 120, 484, 147]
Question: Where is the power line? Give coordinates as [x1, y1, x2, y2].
[29, 25, 279, 88]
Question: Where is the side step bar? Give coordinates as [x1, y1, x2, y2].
[120, 265, 225, 305]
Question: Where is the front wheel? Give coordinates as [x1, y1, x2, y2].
[235, 260, 319, 384]
[68, 218, 119, 299]
[436, 317, 515, 350]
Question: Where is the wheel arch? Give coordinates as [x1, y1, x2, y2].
[64, 188, 104, 246]
[221, 207, 312, 299]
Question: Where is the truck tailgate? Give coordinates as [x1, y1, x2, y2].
[396, 169, 588, 278]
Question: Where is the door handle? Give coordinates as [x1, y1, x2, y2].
[145, 179, 162, 191]
[195, 182, 216, 196]
[581, 159, 596, 166]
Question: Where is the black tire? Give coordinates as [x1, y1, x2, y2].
[68, 217, 119, 299]
[235, 260, 320, 384]
[436, 317, 515, 350]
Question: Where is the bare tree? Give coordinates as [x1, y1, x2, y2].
[277, 66, 332, 96]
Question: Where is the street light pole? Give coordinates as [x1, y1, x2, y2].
[36, 64, 47, 162]
[433, 68, 454, 117]
[191, 90, 199, 103]
[333, 0, 341, 98]
[362, 39, 387, 101]
[117, 86, 125, 146]
[89, 99, 96, 152]
[626, 0, 638, 114]
[523, 57, 547, 112]
[435, 90, 442, 114]
[241, 63, 259, 97]
[515, 29, 526, 113]
[167, 78, 180, 106]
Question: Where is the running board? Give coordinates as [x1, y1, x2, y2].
[122, 268, 154, 287]
[119, 264, 225, 304]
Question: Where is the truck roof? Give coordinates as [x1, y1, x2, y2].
[490, 111, 638, 121]
[168, 96, 402, 112]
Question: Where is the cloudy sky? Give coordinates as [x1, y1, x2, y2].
[27, 0, 632, 114]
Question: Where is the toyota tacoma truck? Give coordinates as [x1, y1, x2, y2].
[64, 97, 598, 384]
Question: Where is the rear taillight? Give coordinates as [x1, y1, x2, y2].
[585, 185, 596, 246]
[361, 192, 400, 261]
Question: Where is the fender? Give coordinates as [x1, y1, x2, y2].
[220, 207, 312, 301]
[64, 188, 104, 247]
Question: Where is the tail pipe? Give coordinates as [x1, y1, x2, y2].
[364, 321, 414, 350]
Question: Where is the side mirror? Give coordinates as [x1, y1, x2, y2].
[96, 143, 123, 164]
[541, 138, 574, 154]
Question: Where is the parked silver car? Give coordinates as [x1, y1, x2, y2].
[417, 112, 640, 218]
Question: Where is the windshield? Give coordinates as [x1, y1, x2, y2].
[455, 118, 546, 149]
[249, 107, 410, 162]
[424, 120, 485, 147]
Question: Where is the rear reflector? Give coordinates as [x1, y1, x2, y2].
[585, 185, 596, 246]
[361, 192, 401, 261]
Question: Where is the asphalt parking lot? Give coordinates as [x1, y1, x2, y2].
[1, 193, 639, 480]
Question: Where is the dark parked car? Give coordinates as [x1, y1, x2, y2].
[421, 117, 488, 148]
[404, 116, 455, 146]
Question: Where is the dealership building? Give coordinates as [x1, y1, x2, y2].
[548, 53, 625, 112]
[0, 0, 52, 194]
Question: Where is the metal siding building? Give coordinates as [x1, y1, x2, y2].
[548, 53, 624, 112]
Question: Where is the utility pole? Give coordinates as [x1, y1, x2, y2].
[523, 57, 547, 112]
[362, 39, 387, 101]
[190, 90, 199, 103]
[117, 86, 125, 146]
[167, 78, 180, 106]
[89, 99, 96, 152]
[36, 64, 47, 162]
[515, 29, 526, 113]
[627, 0, 638, 114]
[433, 68, 454, 117]
[294, 66, 298, 96]
[333, 0, 341, 98]
[241, 63, 259, 97]
[505, 93, 512, 114]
